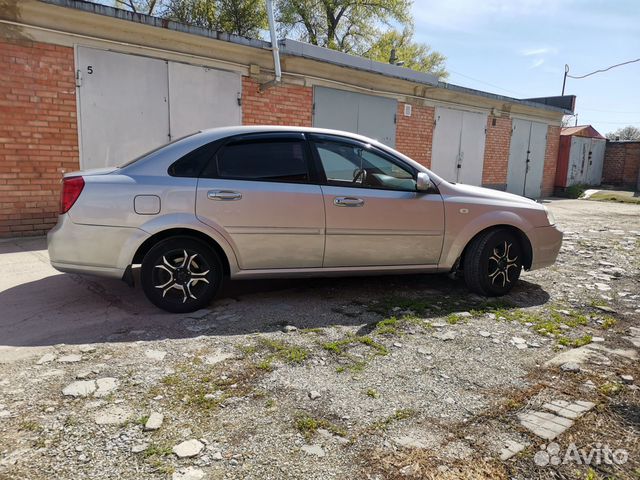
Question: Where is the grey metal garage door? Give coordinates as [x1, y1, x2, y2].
[313, 86, 396, 147]
[431, 107, 487, 186]
[76, 46, 242, 169]
[506, 119, 547, 198]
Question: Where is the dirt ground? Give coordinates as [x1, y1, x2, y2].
[0, 198, 638, 480]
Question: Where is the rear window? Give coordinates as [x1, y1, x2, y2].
[214, 139, 309, 183]
[119, 133, 197, 168]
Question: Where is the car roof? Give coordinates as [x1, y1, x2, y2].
[197, 125, 385, 145]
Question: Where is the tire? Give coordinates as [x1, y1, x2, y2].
[463, 229, 523, 297]
[141, 237, 223, 313]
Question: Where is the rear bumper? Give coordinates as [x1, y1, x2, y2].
[529, 224, 563, 270]
[47, 214, 149, 279]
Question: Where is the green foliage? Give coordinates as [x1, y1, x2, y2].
[563, 183, 589, 199]
[366, 388, 379, 398]
[600, 316, 617, 329]
[163, 0, 268, 37]
[295, 412, 347, 440]
[276, 0, 447, 76]
[365, 27, 447, 78]
[370, 408, 415, 430]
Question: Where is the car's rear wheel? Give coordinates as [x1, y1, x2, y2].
[141, 237, 223, 313]
[463, 229, 522, 296]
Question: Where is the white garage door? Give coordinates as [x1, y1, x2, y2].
[168, 62, 241, 139]
[431, 107, 487, 186]
[506, 119, 547, 198]
[313, 86, 397, 147]
[76, 47, 242, 169]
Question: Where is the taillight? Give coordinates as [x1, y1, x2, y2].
[60, 176, 84, 214]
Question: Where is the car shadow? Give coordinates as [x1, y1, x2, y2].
[0, 268, 550, 348]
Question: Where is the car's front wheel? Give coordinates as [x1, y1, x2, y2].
[463, 229, 523, 296]
[141, 237, 223, 313]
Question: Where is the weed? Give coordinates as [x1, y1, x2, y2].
[324, 335, 388, 356]
[135, 415, 149, 426]
[144, 443, 173, 458]
[366, 388, 379, 398]
[257, 338, 309, 364]
[368, 297, 433, 315]
[265, 399, 275, 408]
[558, 334, 592, 348]
[374, 317, 399, 335]
[598, 382, 622, 396]
[446, 313, 463, 324]
[601, 316, 617, 329]
[370, 409, 416, 430]
[19, 420, 42, 432]
[295, 412, 347, 440]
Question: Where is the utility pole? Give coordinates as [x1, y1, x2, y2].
[561, 64, 569, 95]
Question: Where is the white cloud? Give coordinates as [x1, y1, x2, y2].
[521, 47, 558, 56]
[529, 58, 545, 69]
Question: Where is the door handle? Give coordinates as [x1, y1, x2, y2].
[334, 196, 364, 207]
[207, 190, 242, 201]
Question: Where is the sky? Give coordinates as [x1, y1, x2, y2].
[410, 0, 640, 135]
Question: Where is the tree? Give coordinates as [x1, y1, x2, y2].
[364, 27, 447, 79]
[276, 0, 411, 53]
[163, 0, 267, 37]
[115, 0, 162, 15]
[606, 125, 640, 141]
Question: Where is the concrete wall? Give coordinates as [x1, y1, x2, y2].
[602, 141, 640, 188]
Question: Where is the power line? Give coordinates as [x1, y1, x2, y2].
[447, 70, 525, 97]
[579, 107, 640, 114]
[566, 58, 640, 79]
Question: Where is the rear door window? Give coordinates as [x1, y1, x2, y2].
[212, 139, 310, 183]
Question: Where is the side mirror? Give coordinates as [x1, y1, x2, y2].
[416, 172, 433, 192]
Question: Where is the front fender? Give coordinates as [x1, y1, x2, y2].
[439, 209, 535, 270]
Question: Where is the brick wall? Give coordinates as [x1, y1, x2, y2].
[542, 125, 561, 197]
[242, 77, 312, 126]
[0, 40, 79, 237]
[395, 102, 434, 168]
[481, 115, 512, 189]
[602, 141, 640, 188]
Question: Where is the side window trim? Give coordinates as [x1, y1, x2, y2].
[200, 132, 318, 184]
[307, 134, 418, 192]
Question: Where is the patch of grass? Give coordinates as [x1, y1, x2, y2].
[589, 191, 640, 204]
[368, 297, 433, 315]
[149, 459, 175, 475]
[558, 334, 592, 348]
[257, 338, 309, 364]
[143, 443, 173, 458]
[446, 313, 464, 324]
[563, 183, 589, 199]
[589, 298, 609, 308]
[300, 328, 325, 335]
[295, 412, 347, 440]
[135, 415, 149, 426]
[370, 409, 416, 430]
[323, 335, 388, 356]
[600, 316, 617, 329]
[265, 398, 275, 408]
[374, 316, 399, 335]
[19, 420, 42, 432]
[598, 382, 623, 396]
[324, 335, 388, 373]
[366, 388, 379, 398]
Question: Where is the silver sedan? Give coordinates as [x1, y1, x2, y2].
[48, 126, 562, 312]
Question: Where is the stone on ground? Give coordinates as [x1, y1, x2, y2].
[144, 411, 164, 431]
[36, 353, 56, 365]
[62, 380, 96, 397]
[94, 377, 118, 397]
[145, 349, 167, 361]
[301, 444, 325, 457]
[499, 439, 528, 461]
[173, 439, 204, 458]
[58, 354, 82, 363]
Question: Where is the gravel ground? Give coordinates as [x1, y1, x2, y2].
[0, 198, 638, 480]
